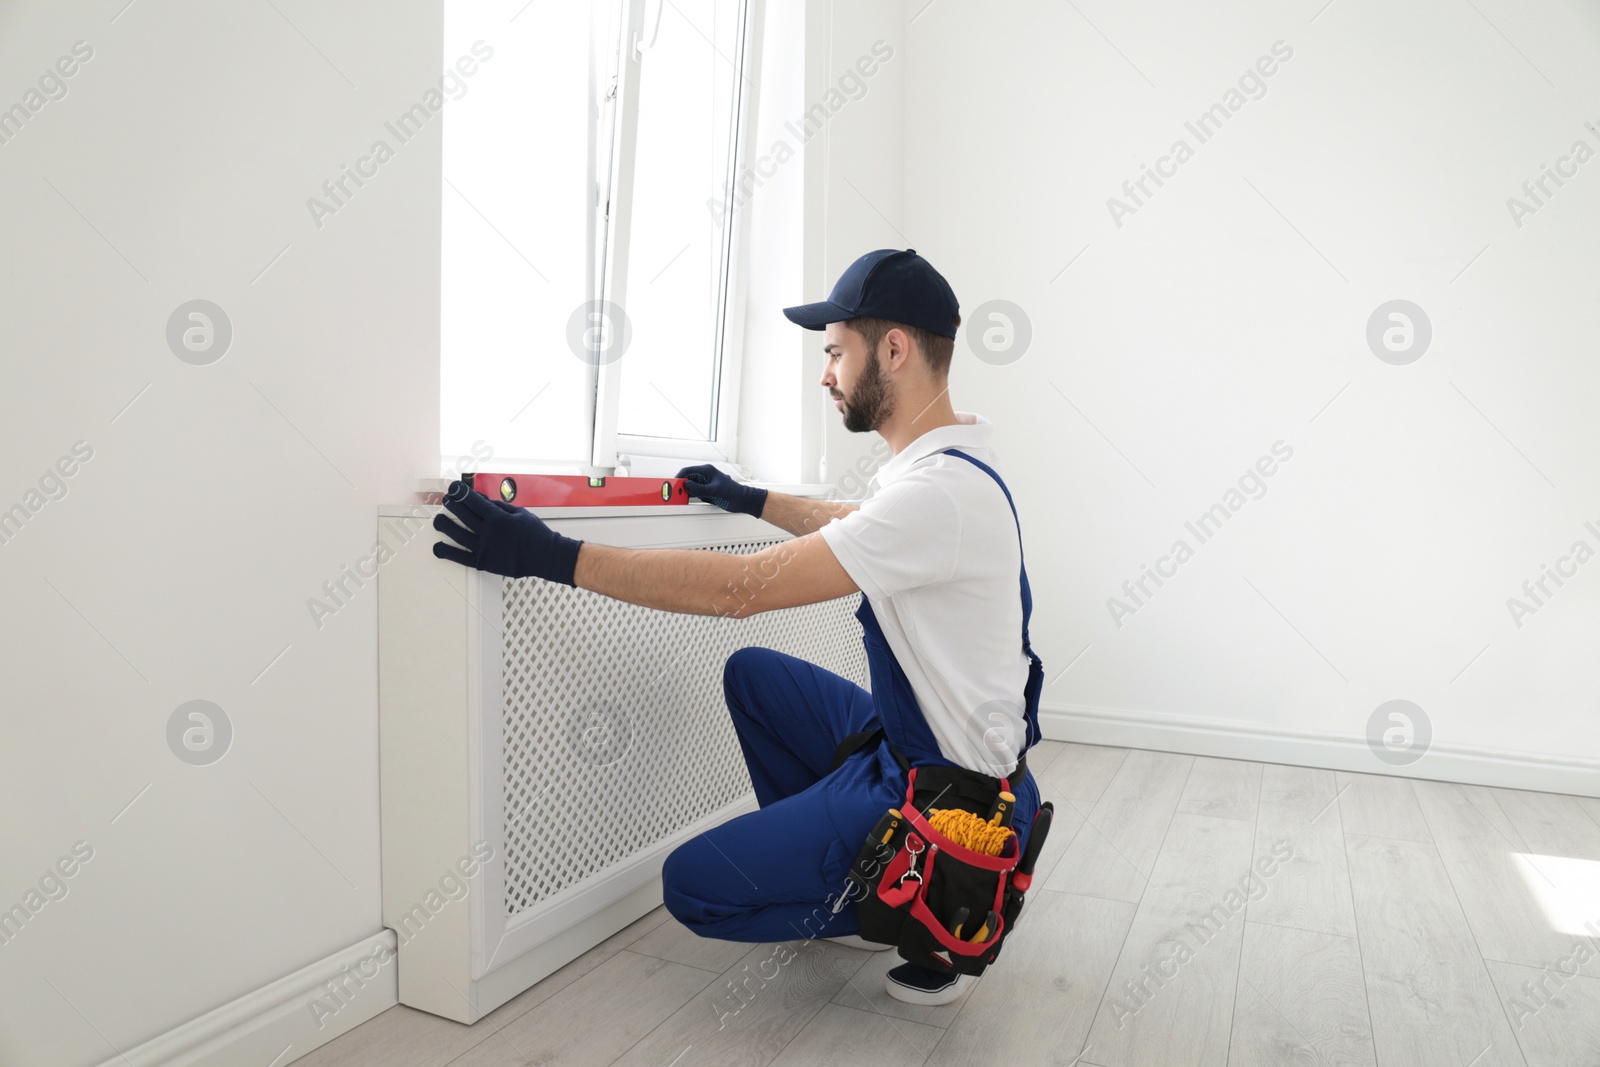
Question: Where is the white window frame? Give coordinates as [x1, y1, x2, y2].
[589, 0, 757, 470]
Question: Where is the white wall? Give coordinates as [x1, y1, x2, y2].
[898, 0, 1600, 784]
[811, 3, 909, 494]
[0, 1, 441, 1063]
[735, 1, 908, 490]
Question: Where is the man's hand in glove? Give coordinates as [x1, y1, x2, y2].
[432, 478, 584, 585]
[676, 463, 768, 517]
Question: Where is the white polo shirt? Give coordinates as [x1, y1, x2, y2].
[818, 411, 1032, 776]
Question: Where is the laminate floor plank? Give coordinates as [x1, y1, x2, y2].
[1334, 770, 1432, 843]
[1081, 813, 1257, 1067]
[1035, 743, 1132, 805]
[1413, 781, 1600, 979]
[1457, 784, 1534, 851]
[927, 891, 1136, 1067]
[1345, 832, 1526, 1067]
[1177, 758, 1264, 825]
[286, 1005, 492, 1067]
[1249, 765, 1357, 938]
[1482, 786, 1600, 980]
[1573, 796, 1600, 835]
[767, 1002, 942, 1067]
[443, 949, 718, 1066]
[607, 938, 869, 1067]
[1044, 750, 1195, 904]
[1227, 921, 1375, 1067]
[1027, 739, 1069, 776]
[630, 915, 753, 974]
[1485, 960, 1600, 1067]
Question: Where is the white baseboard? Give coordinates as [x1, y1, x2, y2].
[97, 931, 398, 1067]
[1039, 702, 1600, 799]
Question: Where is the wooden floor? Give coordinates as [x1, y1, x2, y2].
[295, 742, 1600, 1067]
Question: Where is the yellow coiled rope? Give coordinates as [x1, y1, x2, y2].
[926, 807, 1011, 857]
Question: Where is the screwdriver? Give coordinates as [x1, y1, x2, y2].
[834, 808, 905, 914]
[872, 808, 904, 844]
[987, 790, 1015, 827]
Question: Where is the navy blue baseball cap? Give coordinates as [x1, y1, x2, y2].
[782, 248, 960, 339]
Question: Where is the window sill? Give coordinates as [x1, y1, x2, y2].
[416, 478, 844, 503]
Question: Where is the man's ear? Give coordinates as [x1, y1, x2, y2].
[884, 327, 911, 372]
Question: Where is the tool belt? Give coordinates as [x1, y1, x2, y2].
[826, 727, 1055, 977]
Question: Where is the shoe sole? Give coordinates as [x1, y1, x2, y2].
[884, 973, 970, 1006]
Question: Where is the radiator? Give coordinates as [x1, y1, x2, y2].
[376, 504, 868, 1023]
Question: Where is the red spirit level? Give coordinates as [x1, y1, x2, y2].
[470, 472, 691, 507]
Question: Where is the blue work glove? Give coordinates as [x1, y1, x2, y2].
[432, 478, 584, 585]
[677, 463, 767, 518]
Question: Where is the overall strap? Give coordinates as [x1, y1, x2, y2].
[947, 447, 1036, 639]
[940, 447, 1044, 750]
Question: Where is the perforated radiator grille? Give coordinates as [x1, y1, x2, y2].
[498, 539, 870, 916]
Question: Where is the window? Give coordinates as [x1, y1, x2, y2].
[442, 0, 754, 474]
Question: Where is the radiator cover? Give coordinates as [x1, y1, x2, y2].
[497, 539, 869, 916]
[378, 506, 868, 1023]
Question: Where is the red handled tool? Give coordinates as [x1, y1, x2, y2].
[1010, 802, 1053, 892]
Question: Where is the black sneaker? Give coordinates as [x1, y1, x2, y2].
[884, 962, 973, 1006]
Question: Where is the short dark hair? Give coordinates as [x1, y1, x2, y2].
[845, 314, 961, 378]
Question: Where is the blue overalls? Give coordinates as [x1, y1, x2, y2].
[661, 448, 1045, 943]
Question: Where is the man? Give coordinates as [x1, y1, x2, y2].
[433, 248, 1044, 1006]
